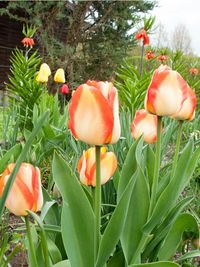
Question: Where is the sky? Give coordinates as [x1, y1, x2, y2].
[150, 0, 200, 55]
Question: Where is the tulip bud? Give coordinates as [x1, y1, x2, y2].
[77, 147, 117, 186]
[145, 65, 189, 117]
[68, 80, 121, 145]
[54, 68, 65, 83]
[60, 84, 69, 94]
[131, 110, 158, 144]
[36, 63, 51, 83]
[0, 163, 43, 216]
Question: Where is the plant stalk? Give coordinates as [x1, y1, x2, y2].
[148, 116, 162, 217]
[25, 216, 39, 267]
[139, 43, 145, 77]
[94, 145, 101, 259]
[171, 120, 183, 179]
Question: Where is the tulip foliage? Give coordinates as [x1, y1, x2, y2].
[1, 62, 200, 267]
[51, 70, 200, 267]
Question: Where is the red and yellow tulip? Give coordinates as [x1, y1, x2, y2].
[131, 109, 158, 144]
[145, 65, 189, 117]
[68, 80, 121, 145]
[77, 147, 117, 186]
[0, 163, 43, 216]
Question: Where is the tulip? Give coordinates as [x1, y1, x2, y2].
[21, 37, 35, 47]
[36, 63, 51, 83]
[60, 84, 69, 94]
[135, 29, 150, 45]
[172, 87, 196, 121]
[54, 68, 65, 83]
[145, 65, 189, 116]
[77, 147, 117, 186]
[68, 80, 121, 145]
[131, 109, 158, 144]
[146, 50, 155, 60]
[0, 163, 43, 216]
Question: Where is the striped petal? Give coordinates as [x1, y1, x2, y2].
[131, 109, 158, 144]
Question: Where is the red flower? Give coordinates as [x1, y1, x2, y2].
[60, 84, 69, 94]
[146, 50, 155, 60]
[21, 37, 35, 47]
[189, 68, 198, 75]
[135, 29, 150, 45]
[157, 55, 168, 62]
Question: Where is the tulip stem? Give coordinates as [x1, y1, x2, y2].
[94, 145, 101, 259]
[25, 216, 39, 267]
[171, 120, 183, 179]
[139, 43, 145, 77]
[148, 116, 162, 217]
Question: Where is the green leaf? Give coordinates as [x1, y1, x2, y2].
[107, 250, 125, 267]
[53, 260, 71, 267]
[46, 238, 62, 264]
[176, 250, 200, 261]
[121, 166, 150, 264]
[118, 138, 143, 199]
[158, 213, 199, 260]
[52, 152, 95, 267]
[0, 144, 21, 173]
[129, 261, 181, 267]
[143, 197, 193, 259]
[95, 163, 137, 267]
[143, 141, 200, 233]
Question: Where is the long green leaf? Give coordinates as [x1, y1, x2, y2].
[95, 165, 137, 267]
[0, 144, 21, 173]
[121, 166, 149, 265]
[158, 213, 199, 260]
[118, 138, 143, 199]
[129, 261, 181, 267]
[52, 152, 95, 267]
[143, 197, 193, 259]
[176, 250, 200, 261]
[143, 141, 200, 233]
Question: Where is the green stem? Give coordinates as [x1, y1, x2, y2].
[25, 216, 39, 267]
[171, 120, 183, 179]
[139, 43, 145, 77]
[41, 230, 50, 267]
[94, 145, 101, 259]
[148, 116, 162, 217]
